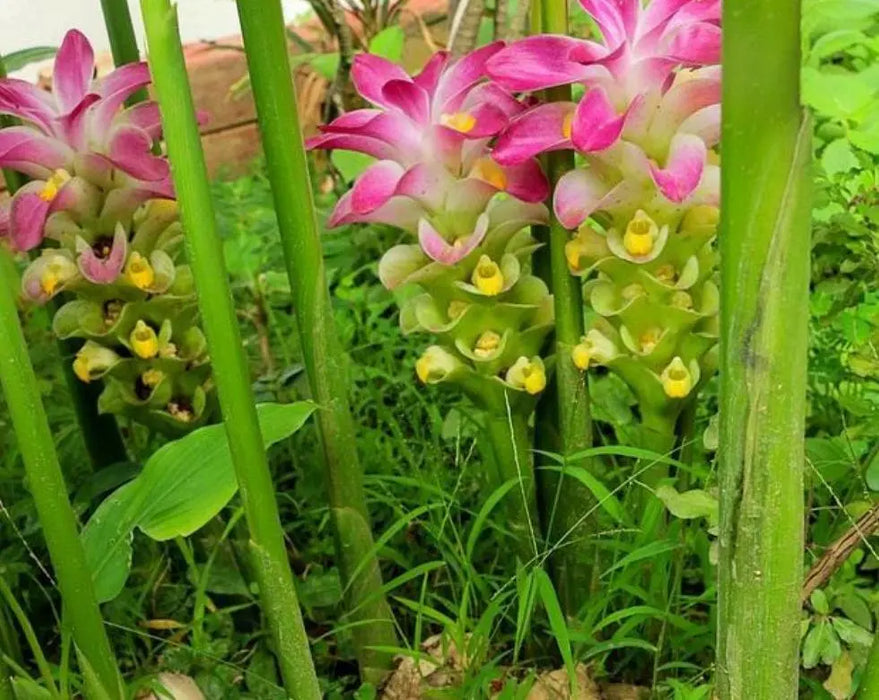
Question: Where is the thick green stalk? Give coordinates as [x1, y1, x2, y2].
[860, 630, 879, 697]
[138, 3, 320, 697]
[99, 0, 150, 104]
[485, 410, 540, 567]
[717, 0, 811, 694]
[233, 0, 397, 681]
[0, 262, 123, 698]
[537, 0, 595, 615]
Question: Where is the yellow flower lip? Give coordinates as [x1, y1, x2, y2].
[670, 290, 693, 309]
[639, 327, 662, 354]
[441, 111, 477, 133]
[623, 210, 659, 257]
[565, 238, 584, 271]
[661, 356, 693, 398]
[416, 346, 457, 384]
[127, 252, 155, 290]
[506, 356, 547, 394]
[572, 329, 617, 370]
[130, 319, 160, 359]
[472, 255, 504, 296]
[73, 355, 91, 383]
[470, 157, 507, 191]
[38, 169, 72, 203]
[474, 330, 501, 358]
[562, 112, 574, 140]
[447, 300, 469, 320]
[141, 368, 165, 389]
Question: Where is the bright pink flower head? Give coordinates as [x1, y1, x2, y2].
[308, 44, 550, 264]
[486, 0, 721, 228]
[486, 0, 720, 99]
[0, 30, 173, 251]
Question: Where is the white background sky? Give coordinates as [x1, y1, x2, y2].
[2, 0, 311, 79]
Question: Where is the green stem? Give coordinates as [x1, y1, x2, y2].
[860, 630, 879, 697]
[537, 0, 595, 616]
[233, 0, 397, 681]
[0, 268, 123, 698]
[99, 0, 150, 104]
[717, 0, 811, 694]
[485, 408, 541, 567]
[139, 3, 320, 696]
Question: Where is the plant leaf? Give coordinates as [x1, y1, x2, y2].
[81, 402, 315, 602]
[1, 47, 56, 72]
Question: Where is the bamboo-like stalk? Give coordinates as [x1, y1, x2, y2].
[0, 258, 123, 698]
[536, 0, 595, 615]
[233, 0, 398, 681]
[716, 0, 811, 694]
[138, 3, 320, 697]
[99, 0, 150, 105]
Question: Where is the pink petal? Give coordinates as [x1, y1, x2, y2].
[94, 62, 151, 99]
[396, 163, 453, 210]
[649, 71, 720, 140]
[463, 103, 509, 138]
[50, 176, 100, 218]
[10, 187, 51, 251]
[434, 41, 505, 112]
[663, 22, 722, 65]
[500, 160, 550, 203]
[351, 53, 410, 109]
[577, 0, 638, 48]
[328, 189, 423, 230]
[381, 79, 430, 123]
[350, 160, 406, 214]
[77, 227, 128, 284]
[485, 35, 606, 92]
[54, 30, 95, 114]
[553, 168, 612, 229]
[0, 80, 56, 131]
[445, 178, 499, 220]
[648, 133, 706, 203]
[414, 51, 450, 95]
[639, 0, 691, 36]
[570, 87, 631, 153]
[311, 109, 420, 158]
[0, 201, 9, 240]
[305, 132, 398, 160]
[107, 125, 170, 181]
[463, 82, 525, 119]
[492, 102, 575, 165]
[120, 101, 163, 140]
[57, 92, 100, 150]
[679, 105, 720, 146]
[0, 127, 71, 178]
[418, 213, 489, 265]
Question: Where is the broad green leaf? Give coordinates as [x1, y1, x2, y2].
[866, 448, 879, 491]
[821, 139, 859, 177]
[803, 619, 842, 669]
[801, 67, 876, 120]
[1, 46, 56, 72]
[811, 588, 831, 615]
[81, 402, 315, 602]
[368, 26, 405, 63]
[655, 486, 718, 527]
[808, 29, 870, 63]
[10, 678, 53, 700]
[830, 616, 874, 649]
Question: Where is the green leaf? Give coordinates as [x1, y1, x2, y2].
[803, 619, 842, 669]
[811, 589, 831, 615]
[801, 67, 876, 120]
[81, 402, 315, 602]
[536, 569, 575, 690]
[830, 617, 874, 650]
[865, 449, 879, 491]
[1, 46, 56, 72]
[331, 150, 375, 183]
[601, 540, 680, 578]
[540, 465, 628, 525]
[821, 139, 859, 177]
[655, 486, 719, 527]
[368, 26, 405, 63]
